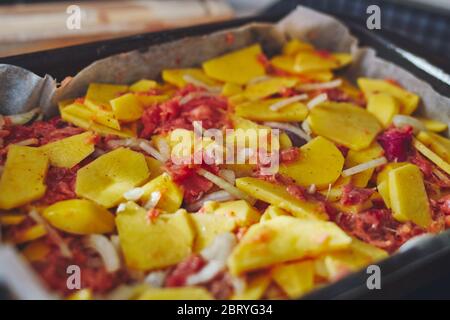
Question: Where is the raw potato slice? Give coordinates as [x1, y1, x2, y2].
[388, 164, 432, 228]
[110, 93, 143, 122]
[413, 138, 450, 175]
[366, 93, 399, 127]
[202, 200, 261, 226]
[76, 147, 149, 208]
[227, 216, 351, 275]
[137, 287, 212, 300]
[235, 177, 327, 220]
[417, 131, 450, 163]
[162, 68, 219, 88]
[332, 53, 353, 68]
[22, 240, 51, 262]
[344, 143, 384, 187]
[145, 156, 164, 180]
[357, 78, 419, 115]
[0, 145, 49, 210]
[140, 173, 183, 213]
[43, 199, 115, 235]
[221, 82, 242, 97]
[7, 224, 47, 244]
[60, 103, 134, 138]
[243, 77, 297, 101]
[40, 131, 95, 168]
[190, 213, 236, 251]
[282, 39, 314, 55]
[116, 203, 195, 270]
[85, 83, 128, 110]
[308, 102, 382, 150]
[270, 56, 333, 81]
[294, 51, 339, 72]
[202, 44, 266, 84]
[129, 79, 158, 93]
[260, 205, 290, 222]
[272, 261, 315, 298]
[418, 117, 448, 132]
[235, 98, 308, 122]
[376, 162, 408, 209]
[279, 137, 344, 188]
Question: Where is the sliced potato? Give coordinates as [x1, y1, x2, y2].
[357, 78, 419, 115]
[272, 260, 315, 298]
[236, 177, 327, 220]
[85, 83, 128, 110]
[344, 143, 384, 188]
[260, 205, 290, 222]
[76, 147, 149, 208]
[138, 287, 213, 300]
[0, 145, 49, 210]
[129, 79, 158, 93]
[40, 131, 95, 168]
[110, 93, 143, 122]
[116, 203, 194, 271]
[418, 117, 448, 132]
[43, 199, 115, 235]
[202, 44, 266, 84]
[279, 137, 344, 189]
[190, 213, 236, 252]
[202, 200, 261, 227]
[235, 98, 308, 122]
[227, 216, 351, 275]
[270, 55, 334, 81]
[417, 131, 450, 163]
[282, 39, 314, 56]
[231, 273, 271, 300]
[366, 93, 400, 127]
[413, 138, 450, 175]
[294, 51, 339, 72]
[162, 68, 219, 88]
[388, 164, 432, 227]
[243, 77, 297, 101]
[140, 173, 183, 213]
[308, 102, 382, 150]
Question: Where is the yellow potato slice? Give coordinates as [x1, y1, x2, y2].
[43, 199, 115, 234]
[202, 200, 261, 227]
[6, 224, 47, 244]
[235, 177, 327, 220]
[22, 240, 51, 262]
[272, 260, 315, 298]
[110, 93, 143, 122]
[40, 131, 95, 168]
[190, 213, 236, 252]
[139, 173, 183, 213]
[388, 164, 432, 227]
[366, 93, 400, 127]
[260, 205, 290, 222]
[0, 145, 49, 210]
[221, 82, 243, 97]
[202, 44, 266, 84]
[85, 83, 129, 110]
[243, 77, 297, 101]
[76, 147, 149, 208]
[162, 68, 220, 88]
[344, 142, 384, 187]
[357, 78, 419, 115]
[231, 273, 271, 300]
[235, 98, 308, 122]
[279, 136, 344, 189]
[294, 51, 339, 72]
[129, 79, 158, 93]
[282, 39, 315, 56]
[137, 287, 212, 300]
[418, 117, 448, 132]
[116, 203, 194, 270]
[227, 216, 351, 275]
[308, 102, 382, 150]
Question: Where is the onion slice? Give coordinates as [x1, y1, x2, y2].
[341, 156, 387, 177]
[123, 187, 145, 201]
[297, 79, 342, 91]
[6, 108, 40, 125]
[307, 93, 328, 109]
[139, 141, 168, 162]
[269, 94, 308, 111]
[263, 121, 311, 142]
[393, 115, 426, 134]
[179, 91, 217, 105]
[186, 190, 235, 212]
[197, 168, 255, 204]
[85, 235, 121, 273]
[144, 191, 162, 210]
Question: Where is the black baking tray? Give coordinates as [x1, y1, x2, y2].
[1, 6, 450, 300]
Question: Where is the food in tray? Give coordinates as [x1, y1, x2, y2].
[1, 39, 450, 300]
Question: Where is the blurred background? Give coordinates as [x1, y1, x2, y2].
[0, 0, 449, 58]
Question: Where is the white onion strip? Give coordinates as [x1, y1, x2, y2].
[393, 115, 426, 134]
[263, 121, 311, 142]
[14, 138, 39, 146]
[186, 190, 235, 212]
[197, 168, 255, 204]
[144, 191, 162, 210]
[182, 75, 222, 93]
[248, 75, 272, 85]
[29, 209, 72, 258]
[341, 156, 387, 177]
[85, 235, 121, 273]
[297, 79, 342, 91]
[301, 120, 312, 135]
[307, 93, 328, 109]
[179, 91, 217, 105]
[123, 187, 144, 201]
[269, 94, 308, 111]
[6, 108, 40, 125]
[218, 169, 236, 185]
[139, 141, 168, 162]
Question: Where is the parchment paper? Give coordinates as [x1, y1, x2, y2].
[1, 5, 450, 299]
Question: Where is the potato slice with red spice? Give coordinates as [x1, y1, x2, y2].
[227, 216, 351, 275]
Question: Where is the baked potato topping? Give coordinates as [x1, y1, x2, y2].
[1, 39, 449, 300]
